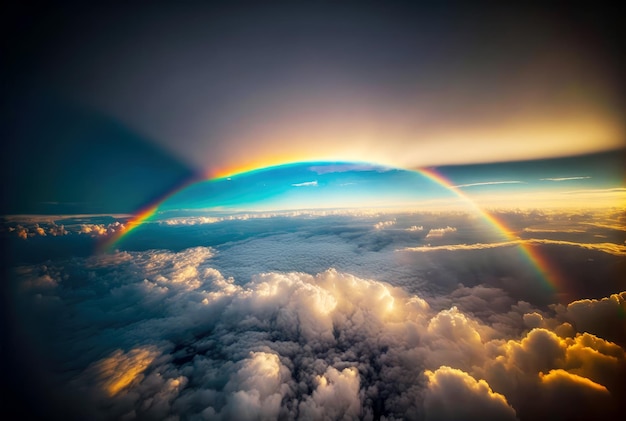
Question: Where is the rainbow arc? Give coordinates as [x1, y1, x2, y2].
[101, 161, 563, 291]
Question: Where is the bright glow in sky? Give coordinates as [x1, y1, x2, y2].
[152, 160, 625, 215]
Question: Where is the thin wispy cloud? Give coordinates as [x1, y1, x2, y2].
[540, 176, 591, 182]
[400, 238, 626, 256]
[291, 180, 318, 187]
[560, 188, 626, 194]
[452, 181, 523, 188]
[523, 227, 586, 233]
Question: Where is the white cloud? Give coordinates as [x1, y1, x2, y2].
[159, 216, 221, 225]
[78, 222, 125, 237]
[299, 367, 361, 420]
[452, 181, 523, 188]
[291, 180, 318, 187]
[540, 176, 591, 182]
[374, 220, 396, 230]
[406, 225, 424, 232]
[425, 226, 457, 239]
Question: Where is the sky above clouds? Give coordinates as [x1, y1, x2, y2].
[2, 2, 624, 206]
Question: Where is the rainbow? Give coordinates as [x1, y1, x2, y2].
[100, 161, 562, 291]
[418, 168, 562, 291]
[99, 175, 204, 251]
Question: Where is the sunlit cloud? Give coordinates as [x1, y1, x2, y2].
[452, 181, 524, 188]
[374, 220, 396, 230]
[425, 226, 457, 239]
[291, 181, 318, 187]
[83, 347, 160, 397]
[561, 188, 626, 194]
[401, 239, 626, 256]
[10, 246, 624, 418]
[541, 176, 591, 182]
[523, 228, 587, 233]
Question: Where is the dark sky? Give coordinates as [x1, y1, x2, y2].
[2, 1, 624, 214]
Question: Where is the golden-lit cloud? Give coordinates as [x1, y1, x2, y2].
[87, 347, 159, 397]
[401, 239, 626, 257]
[424, 366, 517, 421]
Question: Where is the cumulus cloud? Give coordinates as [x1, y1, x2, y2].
[8, 223, 61, 239]
[4, 220, 123, 239]
[374, 220, 396, 230]
[11, 225, 29, 239]
[406, 225, 424, 232]
[552, 292, 626, 346]
[299, 367, 361, 420]
[423, 366, 517, 421]
[78, 222, 125, 237]
[424, 226, 457, 239]
[9, 246, 625, 420]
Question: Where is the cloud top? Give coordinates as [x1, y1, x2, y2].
[10, 246, 625, 419]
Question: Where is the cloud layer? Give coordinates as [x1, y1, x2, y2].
[10, 246, 625, 420]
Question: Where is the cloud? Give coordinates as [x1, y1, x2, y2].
[3, 220, 123, 239]
[82, 346, 160, 397]
[403, 241, 517, 252]
[78, 222, 125, 237]
[424, 366, 517, 421]
[291, 180, 318, 187]
[220, 352, 292, 420]
[7, 233, 626, 419]
[425, 226, 457, 239]
[374, 220, 396, 230]
[553, 292, 626, 346]
[522, 227, 586, 233]
[6, 222, 70, 239]
[299, 367, 361, 420]
[406, 225, 424, 232]
[561, 187, 626, 194]
[540, 176, 591, 181]
[401, 239, 626, 257]
[582, 222, 626, 232]
[12, 225, 29, 239]
[160, 216, 222, 225]
[452, 181, 523, 188]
